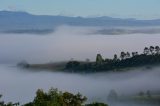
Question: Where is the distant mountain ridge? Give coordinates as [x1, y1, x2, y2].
[1, 11, 160, 34]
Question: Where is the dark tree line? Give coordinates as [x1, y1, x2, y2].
[65, 46, 160, 72]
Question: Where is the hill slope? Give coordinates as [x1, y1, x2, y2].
[1, 11, 160, 34]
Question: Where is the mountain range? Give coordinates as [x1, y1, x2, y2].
[1, 11, 160, 34]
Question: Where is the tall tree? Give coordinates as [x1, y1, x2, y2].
[120, 52, 126, 60]
[113, 54, 118, 61]
[96, 54, 104, 64]
[155, 46, 160, 54]
[0, 95, 4, 106]
[149, 46, 155, 54]
[126, 52, 130, 58]
[144, 47, 150, 55]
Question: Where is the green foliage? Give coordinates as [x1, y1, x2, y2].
[62, 92, 87, 106]
[23, 87, 87, 106]
[85, 102, 108, 106]
[1, 88, 109, 106]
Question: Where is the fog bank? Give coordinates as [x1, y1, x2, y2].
[0, 26, 160, 64]
[0, 64, 160, 104]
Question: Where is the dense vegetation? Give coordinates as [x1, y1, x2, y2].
[1, 88, 160, 106]
[65, 46, 160, 72]
[18, 46, 160, 72]
[0, 88, 108, 106]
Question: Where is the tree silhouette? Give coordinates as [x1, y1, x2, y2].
[155, 46, 160, 54]
[63, 92, 87, 106]
[113, 54, 118, 61]
[65, 45, 160, 71]
[0, 95, 4, 106]
[144, 47, 150, 55]
[126, 52, 130, 58]
[120, 52, 126, 60]
[149, 46, 155, 54]
[96, 54, 104, 64]
[132, 52, 136, 57]
[25, 88, 87, 106]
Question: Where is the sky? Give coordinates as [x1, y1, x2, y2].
[0, 0, 160, 19]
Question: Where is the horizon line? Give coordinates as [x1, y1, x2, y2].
[1, 10, 160, 21]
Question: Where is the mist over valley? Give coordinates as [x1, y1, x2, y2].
[0, 9, 160, 106]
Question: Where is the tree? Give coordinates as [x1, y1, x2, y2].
[135, 52, 138, 56]
[126, 52, 130, 58]
[24, 88, 87, 106]
[86, 102, 108, 106]
[113, 54, 118, 61]
[149, 46, 155, 54]
[132, 52, 138, 57]
[0, 94, 4, 106]
[34, 89, 48, 106]
[96, 54, 104, 64]
[63, 92, 87, 106]
[155, 46, 160, 54]
[66, 61, 80, 69]
[48, 88, 63, 106]
[120, 52, 126, 60]
[132, 52, 136, 57]
[144, 47, 149, 55]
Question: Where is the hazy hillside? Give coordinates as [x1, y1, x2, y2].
[1, 11, 160, 34]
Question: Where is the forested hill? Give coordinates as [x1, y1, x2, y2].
[65, 46, 160, 72]
[19, 46, 160, 72]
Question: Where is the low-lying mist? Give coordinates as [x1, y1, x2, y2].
[1, 26, 160, 105]
[1, 25, 160, 64]
[0, 64, 160, 105]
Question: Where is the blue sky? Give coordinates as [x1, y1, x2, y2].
[0, 0, 160, 19]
